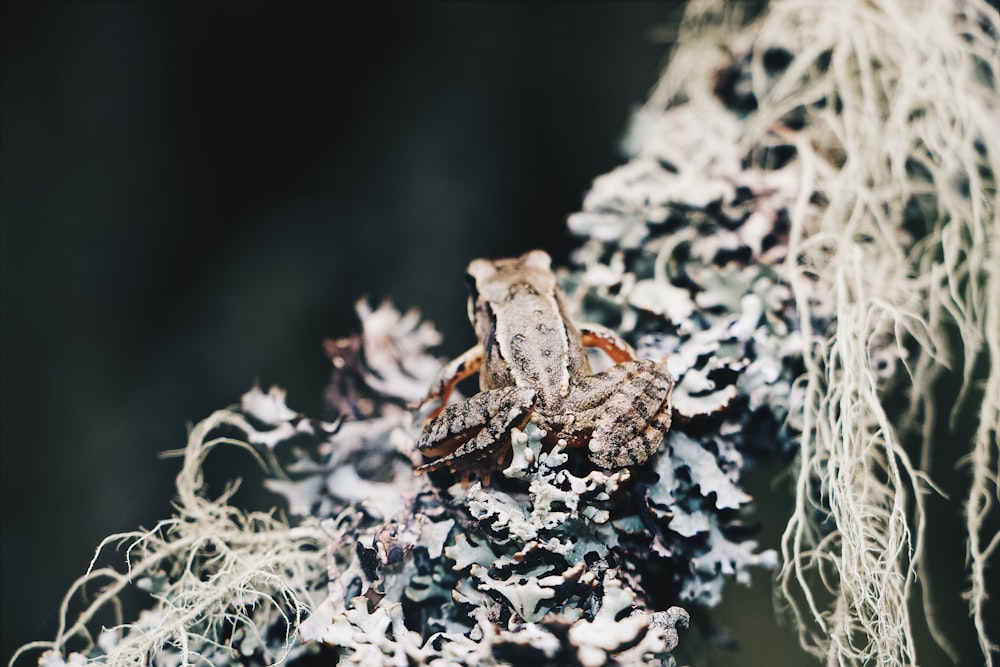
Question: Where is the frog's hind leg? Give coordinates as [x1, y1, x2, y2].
[591, 397, 672, 470]
[565, 359, 674, 469]
[415, 386, 536, 481]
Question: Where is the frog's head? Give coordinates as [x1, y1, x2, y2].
[464, 250, 557, 332]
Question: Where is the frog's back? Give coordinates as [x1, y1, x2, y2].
[470, 250, 591, 408]
[495, 288, 590, 409]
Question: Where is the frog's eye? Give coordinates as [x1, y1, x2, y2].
[463, 270, 480, 298]
[464, 273, 481, 322]
[520, 249, 551, 271]
[466, 258, 496, 283]
[466, 295, 477, 326]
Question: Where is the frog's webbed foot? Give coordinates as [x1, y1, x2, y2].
[415, 386, 536, 483]
[566, 359, 674, 469]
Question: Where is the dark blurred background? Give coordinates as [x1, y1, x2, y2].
[0, 2, 687, 660]
[3, 3, 983, 667]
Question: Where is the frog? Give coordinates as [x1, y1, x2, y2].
[414, 249, 674, 484]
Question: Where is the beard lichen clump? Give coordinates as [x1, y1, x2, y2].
[10, 405, 330, 667]
[633, 0, 1000, 665]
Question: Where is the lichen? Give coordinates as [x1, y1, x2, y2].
[256, 284, 779, 664]
[21, 2, 995, 665]
[10, 408, 329, 667]
[14, 271, 787, 666]
[639, 1, 1000, 665]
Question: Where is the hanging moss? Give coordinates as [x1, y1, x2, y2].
[644, 0, 999, 664]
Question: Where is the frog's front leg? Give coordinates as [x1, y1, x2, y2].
[579, 323, 637, 364]
[416, 386, 537, 483]
[418, 344, 485, 419]
[562, 360, 674, 469]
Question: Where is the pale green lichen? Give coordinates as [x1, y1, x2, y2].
[640, 0, 1000, 664]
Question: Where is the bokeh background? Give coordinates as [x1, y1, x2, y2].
[0, 2, 689, 660]
[4, 4, 981, 666]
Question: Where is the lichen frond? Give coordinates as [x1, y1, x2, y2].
[10, 410, 327, 667]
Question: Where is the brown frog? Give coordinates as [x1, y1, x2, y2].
[415, 250, 673, 483]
